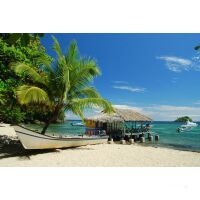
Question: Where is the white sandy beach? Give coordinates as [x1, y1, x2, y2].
[0, 143, 200, 167]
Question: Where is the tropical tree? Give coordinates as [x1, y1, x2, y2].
[0, 33, 44, 46]
[174, 116, 192, 122]
[12, 36, 114, 134]
[0, 34, 51, 123]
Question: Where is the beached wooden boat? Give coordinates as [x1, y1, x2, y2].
[13, 125, 108, 150]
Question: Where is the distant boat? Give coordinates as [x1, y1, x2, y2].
[14, 125, 108, 150]
[70, 122, 84, 126]
[177, 126, 192, 133]
[177, 121, 198, 133]
[181, 121, 198, 128]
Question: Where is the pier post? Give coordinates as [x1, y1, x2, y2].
[132, 134, 138, 141]
[108, 138, 113, 144]
[129, 138, 134, 144]
[155, 135, 159, 141]
[120, 139, 126, 144]
[149, 135, 153, 142]
[140, 136, 145, 143]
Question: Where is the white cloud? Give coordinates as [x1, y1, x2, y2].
[113, 104, 143, 112]
[147, 105, 198, 111]
[157, 56, 192, 72]
[114, 104, 200, 121]
[113, 81, 128, 84]
[65, 108, 101, 120]
[65, 103, 200, 121]
[143, 105, 200, 121]
[158, 56, 192, 65]
[191, 53, 200, 70]
[113, 85, 146, 93]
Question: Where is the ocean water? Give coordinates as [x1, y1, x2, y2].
[151, 121, 200, 152]
[26, 121, 200, 152]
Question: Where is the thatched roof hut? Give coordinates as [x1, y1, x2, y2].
[114, 108, 152, 122]
[85, 108, 152, 122]
[85, 108, 152, 136]
[85, 112, 124, 123]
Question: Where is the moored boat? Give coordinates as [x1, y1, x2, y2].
[13, 125, 108, 150]
[177, 126, 192, 133]
[181, 120, 198, 128]
[177, 120, 198, 133]
[70, 122, 84, 126]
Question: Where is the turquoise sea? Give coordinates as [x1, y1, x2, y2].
[27, 121, 200, 152]
[151, 121, 200, 152]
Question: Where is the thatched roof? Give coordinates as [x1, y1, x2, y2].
[85, 112, 124, 123]
[85, 108, 152, 122]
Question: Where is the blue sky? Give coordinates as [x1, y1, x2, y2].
[41, 34, 200, 121]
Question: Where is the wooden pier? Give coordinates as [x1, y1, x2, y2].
[109, 131, 159, 145]
[84, 107, 159, 145]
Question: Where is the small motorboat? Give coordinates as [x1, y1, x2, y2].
[70, 122, 84, 126]
[177, 126, 192, 133]
[13, 125, 108, 149]
[177, 121, 198, 133]
[181, 120, 198, 128]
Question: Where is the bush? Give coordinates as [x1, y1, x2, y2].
[174, 116, 193, 122]
[0, 34, 52, 124]
[0, 106, 25, 124]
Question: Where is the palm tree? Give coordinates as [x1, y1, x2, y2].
[12, 36, 114, 134]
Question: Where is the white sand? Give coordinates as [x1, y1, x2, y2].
[0, 125, 16, 137]
[0, 143, 200, 167]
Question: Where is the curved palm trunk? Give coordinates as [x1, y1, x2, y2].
[41, 122, 50, 135]
[40, 106, 61, 135]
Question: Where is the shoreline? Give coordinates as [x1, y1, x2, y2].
[0, 143, 200, 167]
[141, 143, 200, 153]
[25, 121, 200, 153]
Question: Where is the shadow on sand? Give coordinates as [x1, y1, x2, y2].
[0, 141, 59, 160]
[0, 140, 95, 160]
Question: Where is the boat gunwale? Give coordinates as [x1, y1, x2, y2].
[13, 124, 45, 134]
[15, 130, 108, 141]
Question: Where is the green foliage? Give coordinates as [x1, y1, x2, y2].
[0, 37, 52, 67]
[0, 33, 51, 124]
[16, 85, 50, 105]
[174, 116, 193, 122]
[0, 106, 25, 124]
[12, 36, 114, 134]
[0, 33, 44, 47]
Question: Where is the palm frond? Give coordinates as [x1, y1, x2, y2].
[67, 104, 85, 122]
[68, 98, 114, 114]
[52, 36, 63, 59]
[69, 60, 101, 93]
[16, 85, 50, 105]
[69, 86, 101, 99]
[34, 54, 52, 68]
[11, 63, 45, 85]
[53, 60, 70, 100]
[65, 40, 79, 65]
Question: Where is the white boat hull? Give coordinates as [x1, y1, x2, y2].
[181, 121, 198, 128]
[181, 124, 197, 128]
[14, 126, 108, 150]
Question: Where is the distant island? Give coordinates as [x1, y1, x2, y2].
[174, 116, 192, 122]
